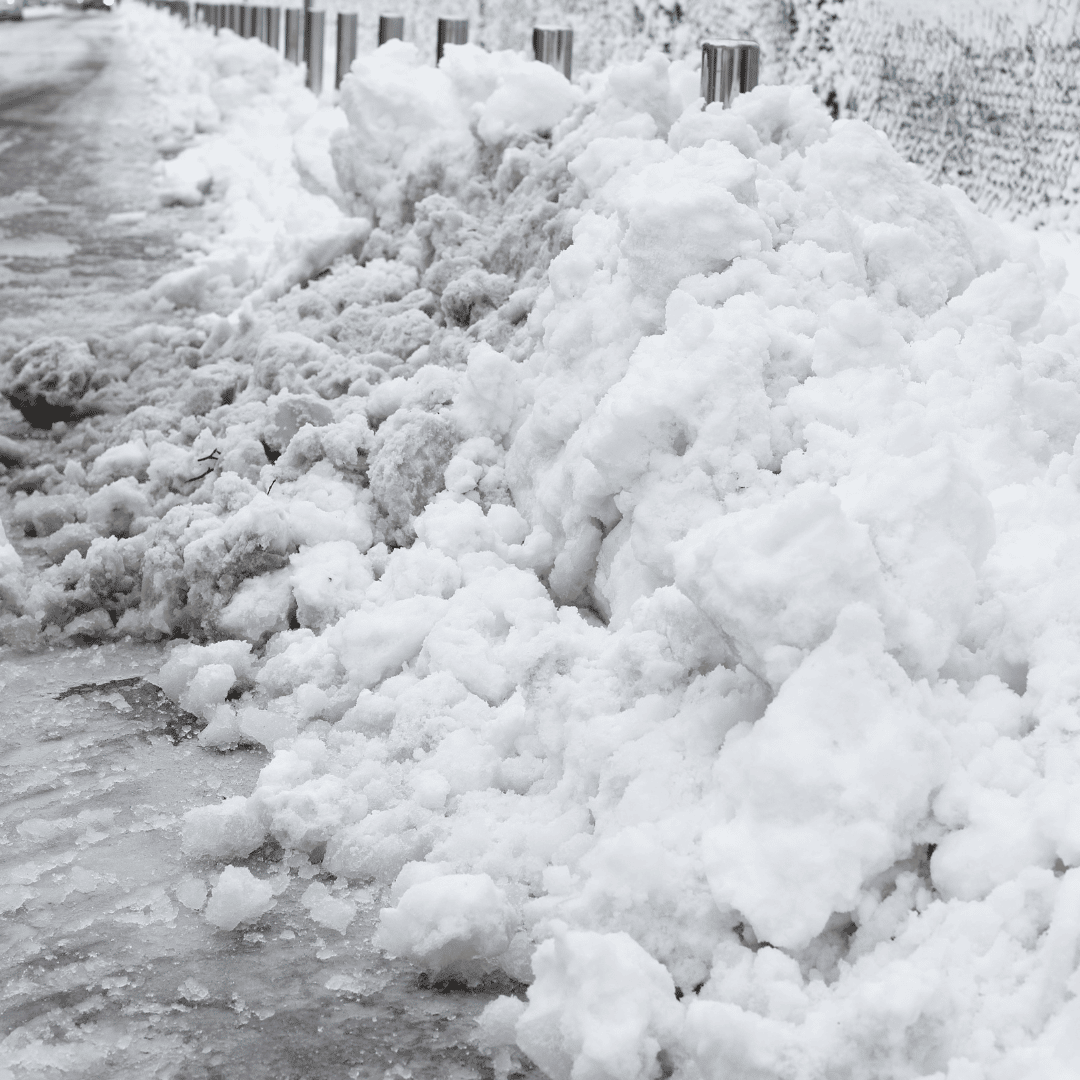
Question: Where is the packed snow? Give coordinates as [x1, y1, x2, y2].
[3, 4, 1080, 1077]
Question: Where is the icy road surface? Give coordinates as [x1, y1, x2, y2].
[0, 6, 206, 341]
[0, 646, 519, 1078]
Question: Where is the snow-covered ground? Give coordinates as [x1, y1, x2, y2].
[4, 5, 1080, 1077]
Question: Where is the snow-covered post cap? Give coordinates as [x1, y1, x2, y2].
[437, 17, 468, 63]
[378, 13, 404, 45]
[700, 40, 759, 108]
[532, 26, 572, 79]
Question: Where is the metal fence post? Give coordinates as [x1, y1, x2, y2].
[378, 13, 403, 45]
[436, 17, 467, 63]
[532, 26, 572, 78]
[304, 0, 324, 93]
[269, 5, 280, 49]
[700, 40, 759, 108]
[285, 7, 303, 61]
[336, 13, 357, 87]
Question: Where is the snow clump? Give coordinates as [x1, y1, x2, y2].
[2, 338, 101, 428]
[203, 865, 275, 930]
[375, 871, 518, 979]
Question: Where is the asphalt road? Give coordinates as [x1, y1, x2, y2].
[0, 644, 511, 1080]
[0, 6, 112, 113]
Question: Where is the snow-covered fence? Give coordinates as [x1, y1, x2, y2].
[284, 7, 302, 59]
[149, 0, 1080, 222]
[192, 2, 280, 45]
[310, 0, 1080, 222]
[305, 7, 326, 89]
[185, 1, 320, 89]
[784, 0, 1080, 226]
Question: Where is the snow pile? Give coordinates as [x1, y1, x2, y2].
[5, 13, 1080, 1078]
[331, 37, 581, 229]
[122, 3, 368, 312]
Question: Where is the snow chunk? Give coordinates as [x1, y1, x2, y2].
[0, 516, 23, 586]
[88, 439, 151, 486]
[182, 795, 266, 860]
[204, 866, 275, 931]
[180, 663, 237, 719]
[2, 337, 96, 425]
[157, 146, 213, 206]
[369, 410, 457, 528]
[290, 541, 373, 630]
[326, 594, 448, 688]
[375, 872, 517, 976]
[86, 477, 152, 538]
[158, 640, 254, 702]
[472, 56, 581, 145]
[514, 926, 684, 1080]
[217, 567, 294, 642]
[703, 606, 949, 950]
[675, 485, 883, 686]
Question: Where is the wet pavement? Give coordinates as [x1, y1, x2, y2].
[0, 5, 203, 343]
[0, 644, 521, 1080]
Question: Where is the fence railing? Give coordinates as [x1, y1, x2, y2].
[144, 2, 760, 115]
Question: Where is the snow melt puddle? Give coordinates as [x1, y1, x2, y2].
[0, 642, 532, 1078]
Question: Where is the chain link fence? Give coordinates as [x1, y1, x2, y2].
[782, 0, 1080, 225]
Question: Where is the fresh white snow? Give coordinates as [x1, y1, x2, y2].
[3, 4, 1080, 1077]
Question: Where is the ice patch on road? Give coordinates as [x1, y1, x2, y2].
[0, 234, 76, 259]
[0, 189, 49, 218]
